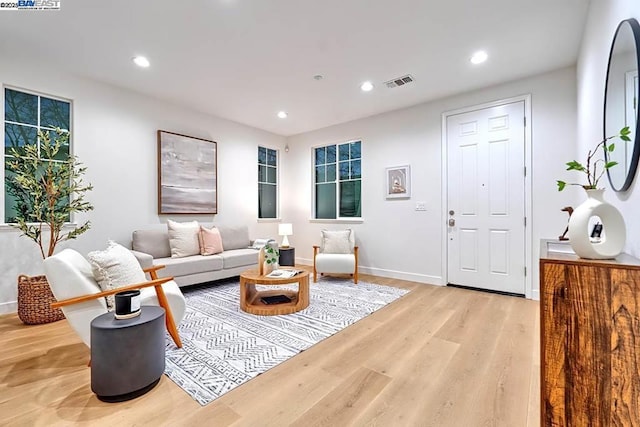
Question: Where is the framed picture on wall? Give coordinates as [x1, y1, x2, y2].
[157, 130, 218, 214]
[385, 165, 411, 199]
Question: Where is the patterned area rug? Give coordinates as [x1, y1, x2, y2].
[164, 276, 409, 405]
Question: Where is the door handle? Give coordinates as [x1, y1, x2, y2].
[448, 218, 455, 227]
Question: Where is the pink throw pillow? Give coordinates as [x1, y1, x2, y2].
[198, 226, 224, 255]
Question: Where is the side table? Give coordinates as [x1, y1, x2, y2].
[91, 305, 166, 402]
[279, 247, 295, 267]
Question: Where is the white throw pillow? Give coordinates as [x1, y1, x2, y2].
[167, 219, 200, 258]
[87, 241, 147, 309]
[321, 229, 354, 254]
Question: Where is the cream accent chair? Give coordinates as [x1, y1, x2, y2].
[43, 248, 186, 348]
[313, 229, 359, 284]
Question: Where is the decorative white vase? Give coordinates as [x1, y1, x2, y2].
[263, 261, 275, 275]
[258, 245, 278, 275]
[567, 189, 626, 259]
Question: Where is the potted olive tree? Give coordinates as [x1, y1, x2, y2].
[6, 128, 93, 324]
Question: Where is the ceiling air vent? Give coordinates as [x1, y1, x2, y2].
[385, 74, 414, 89]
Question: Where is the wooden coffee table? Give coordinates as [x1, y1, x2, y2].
[239, 269, 310, 315]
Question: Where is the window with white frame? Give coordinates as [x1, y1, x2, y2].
[258, 146, 278, 219]
[4, 87, 72, 223]
[314, 140, 361, 219]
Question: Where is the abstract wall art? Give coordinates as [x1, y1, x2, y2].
[158, 130, 217, 214]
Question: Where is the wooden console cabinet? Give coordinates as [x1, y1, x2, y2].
[540, 250, 640, 426]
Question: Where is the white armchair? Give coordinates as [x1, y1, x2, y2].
[313, 229, 359, 284]
[43, 248, 186, 348]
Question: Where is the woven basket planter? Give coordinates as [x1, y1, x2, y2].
[17, 274, 65, 325]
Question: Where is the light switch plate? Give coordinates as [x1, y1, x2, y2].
[415, 202, 427, 211]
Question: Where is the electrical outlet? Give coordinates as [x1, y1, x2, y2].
[415, 202, 427, 211]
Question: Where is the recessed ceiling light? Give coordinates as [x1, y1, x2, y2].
[133, 56, 150, 68]
[470, 50, 488, 65]
[360, 81, 374, 92]
[277, 111, 288, 119]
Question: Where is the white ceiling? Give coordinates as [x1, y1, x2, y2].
[0, 0, 590, 136]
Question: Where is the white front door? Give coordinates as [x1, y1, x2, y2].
[446, 101, 526, 294]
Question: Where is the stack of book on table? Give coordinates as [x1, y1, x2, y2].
[265, 269, 303, 278]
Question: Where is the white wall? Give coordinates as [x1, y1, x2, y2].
[577, 0, 640, 257]
[284, 66, 578, 299]
[0, 55, 286, 314]
[0, 59, 580, 313]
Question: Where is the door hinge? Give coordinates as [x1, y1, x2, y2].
[523, 116, 527, 127]
[524, 166, 527, 177]
[524, 266, 527, 277]
[524, 217, 527, 227]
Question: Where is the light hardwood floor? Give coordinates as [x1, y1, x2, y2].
[0, 274, 540, 426]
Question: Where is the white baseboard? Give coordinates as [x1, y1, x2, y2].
[530, 289, 540, 301]
[0, 300, 17, 315]
[359, 267, 444, 285]
[296, 258, 444, 285]
[295, 257, 313, 266]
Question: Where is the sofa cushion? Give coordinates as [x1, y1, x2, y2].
[217, 225, 251, 250]
[219, 248, 259, 269]
[87, 241, 147, 309]
[167, 220, 200, 258]
[156, 255, 224, 277]
[198, 226, 224, 255]
[132, 229, 171, 259]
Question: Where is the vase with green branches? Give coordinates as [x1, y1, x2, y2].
[258, 241, 280, 275]
[556, 126, 631, 191]
[5, 127, 94, 258]
[264, 242, 279, 266]
[556, 127, 630, 260]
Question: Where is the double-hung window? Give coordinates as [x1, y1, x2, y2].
[314, 140, 361, 219]
[4, 87, 72, 223]
[258, 146, 278, 219]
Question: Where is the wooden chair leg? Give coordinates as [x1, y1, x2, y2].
[148, 268, 182, 348]
[313, 246, 319, 283]
[154, 285, 182, 348]
[354, 246, 359, 284]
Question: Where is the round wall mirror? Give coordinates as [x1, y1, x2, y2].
[604, 18, 640, 192]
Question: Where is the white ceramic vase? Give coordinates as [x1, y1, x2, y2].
[567, 189, 625, 259]
[263, 260, 275, 275]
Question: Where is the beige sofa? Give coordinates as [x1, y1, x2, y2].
[130, 224, 259, 287]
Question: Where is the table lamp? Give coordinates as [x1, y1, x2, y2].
[278, 223, 293, 248]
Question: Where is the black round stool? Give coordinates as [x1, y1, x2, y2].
[90, 305, 165, 402]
